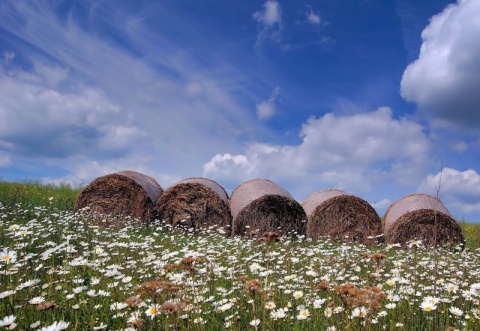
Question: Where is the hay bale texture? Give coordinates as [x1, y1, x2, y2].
[75, 170, 163, 224]
[384, 193, 464, 247]
[302, 189, 382, 244]
[155, 177, 231, 233]
[230, 179, 307, 237]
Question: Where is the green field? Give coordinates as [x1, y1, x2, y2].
[1, 181, 479, 330]
[0, 180, 81, 212]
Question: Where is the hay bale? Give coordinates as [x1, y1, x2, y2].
[155, 177, 231, 233]
[230, 179, 307, 237]
[302, 189, 382, 244]
[74, 170, 163, 225]
[384, 193, 465, 247]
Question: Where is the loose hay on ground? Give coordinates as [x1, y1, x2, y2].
[155, 177, 231, 233]
[302, 189, 383, 244]
[74, 170, 163, 226]
[229, 178, 307, 238]
[384, 193, 465, 247]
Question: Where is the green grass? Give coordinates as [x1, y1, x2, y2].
[460, 221, 480, 250]
[0, 180, 81, 212]
[1, 181, 480, 330]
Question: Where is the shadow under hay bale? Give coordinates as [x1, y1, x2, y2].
[384, 193, 465, 247]
[155, 177, 231, 234]
[230, 178, 307, 238]
[74, 170, 163, 225]
[302, 189, 383, 244]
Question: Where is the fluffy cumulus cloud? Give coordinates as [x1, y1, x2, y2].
[203, 154, 253, 183]
[204, 107, 431, 200]
[256, 87, 280, 120]
[0, 65, 131, 158]
[400, 0, 480, 128]
[253, 0, 282, 43]
[419, 168, 480, 218]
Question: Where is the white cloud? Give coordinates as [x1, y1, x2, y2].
[203, 154, 253, 182]
[185, 81, 204, 98]
[371, 198, 391, 210]
[400, 0, 480, 128]
[0, 153, 11, 167]
[41, 157, 182, 190]
[3, 51, 15, 63]
[256, 87, 280, 120]
[306, 6, 321, 25]
[418, 167, 480, 217]
[0, 65, 123, 157]
[97, 125, 147, 152]
[253, 0, 282, 43]
[32, 61, 69, 88]
[450, 141, 469, 153]
[253, 0, 281, 26]
[0, 1, 268, 184]
[204, 107, 431, 200]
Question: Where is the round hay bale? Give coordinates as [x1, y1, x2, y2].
[384, 193, 465, 247]
[74, 170, 163, 225]
[302, 189, 382, 244]
[230, 178, 307, 238]
[155, 177, 231, 233]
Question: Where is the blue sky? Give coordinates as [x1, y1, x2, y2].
[1, 0, 480, 222]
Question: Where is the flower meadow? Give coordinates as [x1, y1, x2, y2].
[1, 196, 480, 330]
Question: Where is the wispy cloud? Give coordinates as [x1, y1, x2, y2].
[252, 0, 282, 44]
[3, 51, 15, 63]
[306, 5, 321, 25]
[0, 153, 11, 167]
[256, 87, 280, 120]
[253, 0, 282, 26]
[0, 0, 268, 185]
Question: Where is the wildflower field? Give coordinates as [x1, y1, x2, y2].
[1, 181, 480, 330]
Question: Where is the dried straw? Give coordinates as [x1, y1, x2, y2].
[302, 189, 382, 244]
[74, 170, 163, 225]
[384, 193, 464, 247]
[230, 178, 307, 238]
[155, 177, 231, 233]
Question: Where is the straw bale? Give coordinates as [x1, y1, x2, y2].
[155, 177, 231, 233]
[384, 193, 464, 247]
[230, 179, 307, 237]
[302, 189, 382, 244]
[74, 170, 163, 225]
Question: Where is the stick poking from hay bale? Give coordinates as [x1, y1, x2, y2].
[230, 179, 307, 238]
[155, 177, 231, 234]
[302, 189, 383, 244]
[74, 170, 163, 225]
[384, 193, 465, 247]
